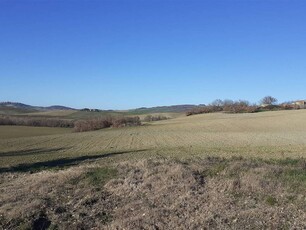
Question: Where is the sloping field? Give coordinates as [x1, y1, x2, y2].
[17, 110, 76, 117]
[1, 110, 306, 169]
[0, 126, 72, 139]
[1, 110, 306, 229]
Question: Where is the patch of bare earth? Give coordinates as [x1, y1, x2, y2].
[0, 157, 305, 229]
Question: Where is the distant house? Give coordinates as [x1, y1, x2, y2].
[292, 100, 306, 109]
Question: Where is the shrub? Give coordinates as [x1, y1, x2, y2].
[280, 104, 295, 110]
[74, 116, 141, 132]
[112, 116, 141, 128]
[223, 101, 259, 113]
[143, 115, 169, 122]
[74, 118, 113, 132]
[186, 106, 222, 116]
[186, 99, 261, 116]
[86, 167, 117, 185]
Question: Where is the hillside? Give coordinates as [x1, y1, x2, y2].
[0, 109, 306, 229]
[0, 102, 76, 113]
[128, 104, 205, 114]
[1, 109, 306, 168]
[0, 102, 204, 117]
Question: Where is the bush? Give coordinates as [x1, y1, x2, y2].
[112, 116, 141, 128]
[280, 104, 295, 110]
[186, 100, 260, 116]
[186, 106, 223, 116]
[223, 101, 259, 113]
[143, 115, 169, 122]
[0, 115, 141, 132]
[74, 116, 141, 132]
[74, 117, 112, 132]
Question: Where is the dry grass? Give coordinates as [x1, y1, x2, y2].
[0, 157, 305, 229]
[0, 164, 119, 229]
[106, 158, 306, 229]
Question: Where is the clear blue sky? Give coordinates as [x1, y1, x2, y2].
[1, 0, 306, 109]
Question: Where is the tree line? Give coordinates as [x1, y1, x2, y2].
[74, 116, 141, 132]
[186, 96, 296, 116]
[0, 115, 142, 132]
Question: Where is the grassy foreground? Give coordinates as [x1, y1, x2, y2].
[0, 157, 305, 229]
[0, 110, 305, 229]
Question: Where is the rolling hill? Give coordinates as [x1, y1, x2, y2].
[0, 102, 76, 114]
[0, 102, 205, 116]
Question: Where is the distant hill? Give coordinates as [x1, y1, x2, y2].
[0, 102, 76, 114]
[0, 102, 33, 109]
[0, 102, 204, 116]
[44, 105, 76, 111]
[128, 104, 205, 114]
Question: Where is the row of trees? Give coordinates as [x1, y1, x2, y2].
[210, 96, 278, 107]
[186, 102, 258, 116]
[0, 115, 142, 132]
[186, 96, 288, 116]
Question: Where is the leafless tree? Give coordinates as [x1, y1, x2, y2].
[260, 96, 278, 105]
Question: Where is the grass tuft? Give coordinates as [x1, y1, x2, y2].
[266, 196, 277, 206]
[86, 167, 117, 186]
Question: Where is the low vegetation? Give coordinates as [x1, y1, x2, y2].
[0, 157, 305, 229]
[0, 165, 119, 229]
[74, 116, 141, 132]
[143, 114, 169, 122]
[0, 115, 141, 133]
[186, 96, 298, 116]
[86, 167, 118, 185]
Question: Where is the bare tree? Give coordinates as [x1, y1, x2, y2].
[260, 96, 278, 105]
[210, 99, 223, 107]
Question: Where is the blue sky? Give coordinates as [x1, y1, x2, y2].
[1, 0, 306, 109]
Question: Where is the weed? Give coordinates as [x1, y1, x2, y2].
[266, 196, 277, 206]
[202, 162, 227, 177]
[283, 168, 306, 182]
[86, 167, 117, 186]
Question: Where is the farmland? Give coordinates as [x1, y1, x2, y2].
[0, 126, 72, 139]
[0, 109, 306, 228]
[1, 109, 306, 168]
